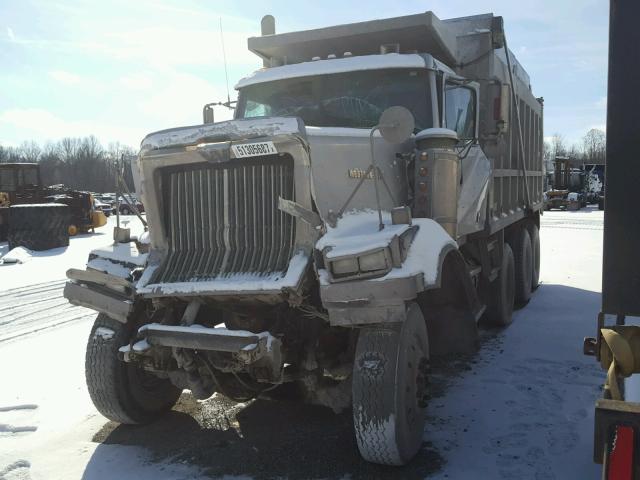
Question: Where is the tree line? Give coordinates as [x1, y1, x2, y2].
[0, 137, 136, 193]
[1, 127, 606, 192]
[544, 128, 606, 169]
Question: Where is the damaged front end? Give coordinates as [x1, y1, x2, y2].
[64, 117, 346, 404]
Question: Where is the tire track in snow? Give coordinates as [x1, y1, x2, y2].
[0, 280, 95, 343]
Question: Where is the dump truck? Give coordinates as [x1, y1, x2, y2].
[65, 11, 543, 465]
[583, 1, 640, 476]
[0, 163, 107, 250]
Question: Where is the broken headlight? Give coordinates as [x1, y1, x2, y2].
[327, 247, 392, 281]
[323, 225, 418, 282]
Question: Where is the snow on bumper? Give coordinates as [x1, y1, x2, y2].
[135, 251, 310, 299]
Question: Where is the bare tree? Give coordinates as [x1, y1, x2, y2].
[18, 141, 42, 163]
[550, 133, 567, 158]
[583, 128, 606, 165]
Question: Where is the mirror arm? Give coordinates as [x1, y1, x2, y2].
[369, 126, 385, 231]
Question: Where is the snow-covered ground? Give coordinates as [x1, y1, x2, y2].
[0, 209, 606, 479]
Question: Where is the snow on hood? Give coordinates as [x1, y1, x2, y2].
[90, 242, 147, 267]
[140, 117, 305, 153]
[380, 218, 455, 283]
[316, 210, 456, 286]
[316, 210, 410, 258]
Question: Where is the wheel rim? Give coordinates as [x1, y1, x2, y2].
[68, 224, 77, 236]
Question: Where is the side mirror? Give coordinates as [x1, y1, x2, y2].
[378, 106, 415, 144]
[203, 104, 215, 124]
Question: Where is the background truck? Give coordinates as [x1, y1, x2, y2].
[545, 156, 586, 211]
[583, 0, 640, 477]
[0, 163, 107, 250]
[65, 11, 543, 465]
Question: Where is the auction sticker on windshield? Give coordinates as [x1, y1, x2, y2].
[232, 141, 277, 158]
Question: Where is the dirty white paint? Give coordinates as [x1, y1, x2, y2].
[140, 117, 302, 153]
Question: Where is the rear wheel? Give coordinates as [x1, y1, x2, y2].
[526, 223, 540, 291]
[85, 313, 181, 424]
[352, 302, 429, 465]
[509, 227, 533, 305]
[484, 243, 515, 326]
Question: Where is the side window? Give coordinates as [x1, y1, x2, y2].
[444, 84, 476, 139]
[244, 99, 270, 118]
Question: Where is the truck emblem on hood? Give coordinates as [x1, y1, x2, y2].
[348, 168, 375, 179]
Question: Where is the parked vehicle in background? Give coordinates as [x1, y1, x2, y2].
[65, 11, 544, 465]
[545, 156, 586, 211]
[93, 198, 113, 217]
[0, 163, 106, 249]
[117, 193, 144, 215]
[98, 194, 117, 207]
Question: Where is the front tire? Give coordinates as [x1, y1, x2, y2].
[352, 302, 429, 465]
[85, 314, 181, 424]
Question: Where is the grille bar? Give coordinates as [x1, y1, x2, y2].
[154, 156, 295, 284]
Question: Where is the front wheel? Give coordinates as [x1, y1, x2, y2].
[85, 313, 181, 424]
[352, 303, 429, 465]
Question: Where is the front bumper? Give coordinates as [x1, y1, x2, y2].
[321, 274, 425, 326]
[64, 273, 134, 323]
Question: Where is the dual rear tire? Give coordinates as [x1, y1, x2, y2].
[484, 221, 540, 326]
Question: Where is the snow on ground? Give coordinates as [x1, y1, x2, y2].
[0, 216, 204, 480]
[0, 216, 144, 292]
[425, 207, 605, 479]
[0, 207, 606, 479]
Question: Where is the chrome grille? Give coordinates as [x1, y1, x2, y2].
[153, 156, 295, 284]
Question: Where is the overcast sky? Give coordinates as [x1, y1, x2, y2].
[0, 0, 608, 149]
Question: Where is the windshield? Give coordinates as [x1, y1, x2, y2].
[236, 68, 432, 131]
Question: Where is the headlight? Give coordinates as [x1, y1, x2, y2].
[358, 249, 389, 272]
[326, 247, 392, 281]
[321, 225, 418, 283]
[330, 257, 359, 276]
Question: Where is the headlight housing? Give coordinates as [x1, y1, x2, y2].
[322, 226, 417, 282]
